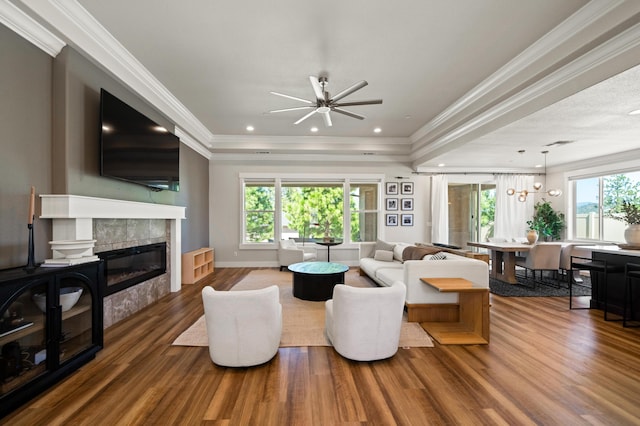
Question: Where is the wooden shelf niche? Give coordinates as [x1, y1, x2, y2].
[182, 248, 214, 284]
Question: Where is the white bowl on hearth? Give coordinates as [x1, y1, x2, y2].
[32, 287, 83, 313]
[49, 240, 96, 258]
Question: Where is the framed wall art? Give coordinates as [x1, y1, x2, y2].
[386, 182, 398, 195]
[401, 198, 413, 211]
[401, 213, 413, 226]
[386, 198, 398, 210]
[401, 182, 414, 195]
[386, 213, 398, 226]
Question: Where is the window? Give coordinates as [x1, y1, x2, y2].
[243, 181, 275, 243]
[281, 182, 344, 241]
[572, 171, 640, 242]
[350, 183, 378, 242]
[241, 175, 382, 246]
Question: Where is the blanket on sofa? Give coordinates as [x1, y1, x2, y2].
[402, 245, 442, 260]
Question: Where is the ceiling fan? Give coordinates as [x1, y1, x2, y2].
[269, 76, 382, 127]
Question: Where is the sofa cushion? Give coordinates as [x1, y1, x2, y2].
[376, 268, 404, 287]
[375, 239, 396, 252]
[402, 245, 442, 261]
[374, 250, 394, 262]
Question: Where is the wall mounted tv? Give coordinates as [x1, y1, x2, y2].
[100, 88, 180, 191]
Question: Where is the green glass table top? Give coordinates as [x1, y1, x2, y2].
[288, 262, 349, 274]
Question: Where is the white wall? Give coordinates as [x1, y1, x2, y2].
[209, 160, 431, 267]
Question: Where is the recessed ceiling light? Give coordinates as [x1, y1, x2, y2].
[246, 125, 254, 132]
[310, 127, 318, 133]
[629, 109, 640, 115]
[535, 164, 543, 168]
[153, 126, 168, 133]
[438, 163, 445, 167]
[373, 127, 382, 133]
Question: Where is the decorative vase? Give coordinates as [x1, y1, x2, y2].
[526, 229, 538, 245]
[624, 224, 640, 246]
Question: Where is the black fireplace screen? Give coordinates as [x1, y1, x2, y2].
[97, 242, 166, 296]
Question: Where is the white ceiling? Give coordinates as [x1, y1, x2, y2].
[14, 0, 640, 171]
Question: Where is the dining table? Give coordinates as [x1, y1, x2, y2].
[466, 241, 532, 284]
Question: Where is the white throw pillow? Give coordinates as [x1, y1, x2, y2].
[374, 250, 394, 262]
[393, 244, 407, 262]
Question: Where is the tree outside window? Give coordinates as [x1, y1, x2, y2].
[244, 183, 275, 242]
[281, 184, 344, 241]
[574, 172, 640, 241]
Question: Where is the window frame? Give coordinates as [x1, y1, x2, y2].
[239, 173, 384, 250]
[568, 167, 640, 242]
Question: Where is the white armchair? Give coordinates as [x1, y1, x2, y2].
[201, 285, 282, 367]
[325, 282, 406, 361]
[278, 239, 317, 271]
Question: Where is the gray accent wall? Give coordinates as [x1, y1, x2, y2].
[0, 23, 209, 269]
[0, 24, 53, 269]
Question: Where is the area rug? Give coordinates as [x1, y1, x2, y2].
[489, 272, 591, 297]
[172, 269, 434, 348]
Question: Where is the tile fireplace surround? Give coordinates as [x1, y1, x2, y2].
[40, 195, 186, 327]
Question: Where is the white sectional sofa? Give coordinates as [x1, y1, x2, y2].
[359, 241, 489, 322]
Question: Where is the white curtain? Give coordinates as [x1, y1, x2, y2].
[431, 175, 449, 244]
[494, 174, 535, 241]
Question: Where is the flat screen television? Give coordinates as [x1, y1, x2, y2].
[99, 88, 180, 191]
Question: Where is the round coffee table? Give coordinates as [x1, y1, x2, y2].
[288, 262, 349, 301]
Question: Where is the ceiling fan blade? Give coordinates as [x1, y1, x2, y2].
[269, 106, 314, 113]
[330, 80, 368, 103]
[270, 91, 314, 104]
[309, 76, 324, 102]
[294, 109, 317, 125]
[332, 107, 365, 120]
[321, 111, 332, 127]
[333, 99, 383, 107]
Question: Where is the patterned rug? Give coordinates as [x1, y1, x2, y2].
[489, 272, 591, 297]
[172, 269, 434, 348]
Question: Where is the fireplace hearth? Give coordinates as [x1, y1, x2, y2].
[97, 243, 167, 296]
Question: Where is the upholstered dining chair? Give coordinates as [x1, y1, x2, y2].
[325, 281, 406, 361]
[201, 285, 282, 367]
[515, 243, 562, 285]
[278, 239, 317, 270]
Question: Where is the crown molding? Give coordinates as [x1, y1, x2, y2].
[0, 0, 65, 56]
[410, 0, 624, 147]
[410, 19, 640, 169]
[210, 134, 410, 155]
[175, 127, 212, 160]
[17, 0, 213, 152]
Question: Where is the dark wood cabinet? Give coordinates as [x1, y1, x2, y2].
[0, 261, 103, 418]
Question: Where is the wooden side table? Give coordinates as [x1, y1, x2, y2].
[419, 277, 490, 345]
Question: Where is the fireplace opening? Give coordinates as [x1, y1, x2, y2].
[97, 243, 166, 296]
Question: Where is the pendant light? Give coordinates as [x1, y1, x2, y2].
[506, 150, 562, 202]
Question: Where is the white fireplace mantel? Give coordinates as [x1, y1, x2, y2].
[40, 194, 186, 292]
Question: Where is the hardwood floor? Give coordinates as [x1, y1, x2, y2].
[5, 267, 640, 425]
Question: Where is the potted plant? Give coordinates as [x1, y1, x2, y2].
[610, 200, 640, 245]
[526, 200, 566, 242]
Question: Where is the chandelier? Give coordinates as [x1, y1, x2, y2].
[506, 150, 562, 202]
